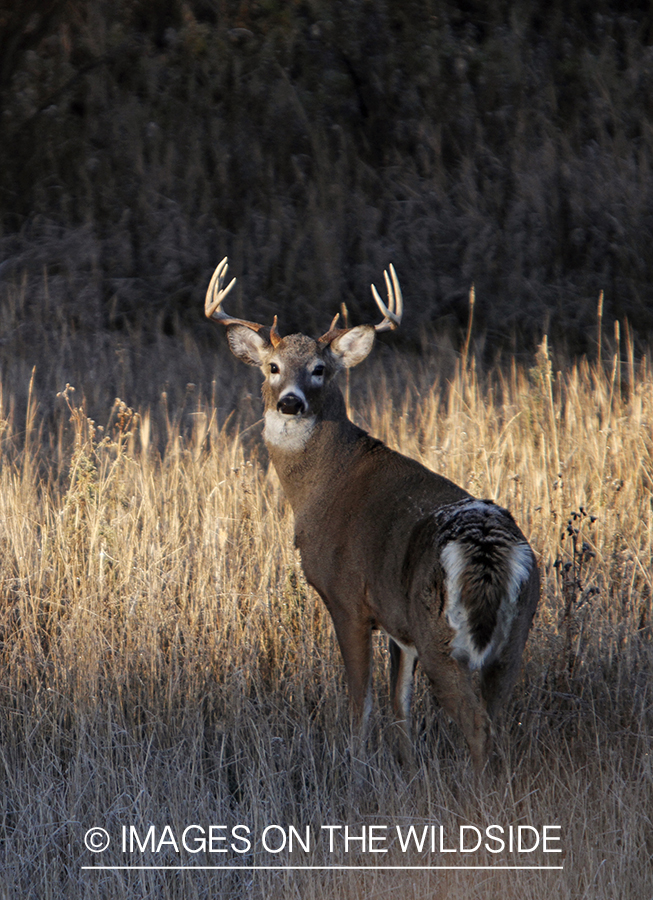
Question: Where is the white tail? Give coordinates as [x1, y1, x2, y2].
[205, 259, 539, 772]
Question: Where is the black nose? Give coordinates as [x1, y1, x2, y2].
[277, 393, 306, 416]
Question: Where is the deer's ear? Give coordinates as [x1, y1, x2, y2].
[227, 325, 270, 367]
[328, 326, 375, 369]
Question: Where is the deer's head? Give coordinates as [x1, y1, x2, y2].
[205, 259, 402, 451]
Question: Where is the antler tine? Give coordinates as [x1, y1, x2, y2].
[205, 258, 237, 319]
[317, 311, 342, 344]
[205, 257, 270, 334]
[371, 263, 403, 332]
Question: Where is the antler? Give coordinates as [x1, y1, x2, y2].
[371, 263, 403, 332]
[205, 258, 281, 346]
[318, 265, 403, 344]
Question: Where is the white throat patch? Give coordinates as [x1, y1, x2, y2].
[264, 409, 316, 453]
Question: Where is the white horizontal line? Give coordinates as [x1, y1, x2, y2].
[83, 865, 564, 871]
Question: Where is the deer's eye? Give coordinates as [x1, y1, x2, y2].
[270, 362, 280, 374]
[312, 364, 325, 378]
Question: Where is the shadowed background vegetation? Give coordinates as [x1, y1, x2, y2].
[1, 0, 653, 421]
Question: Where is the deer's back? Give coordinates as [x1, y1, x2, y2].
[293, 439, 471, 631]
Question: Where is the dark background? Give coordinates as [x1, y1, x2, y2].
[1, 0, 652, 416]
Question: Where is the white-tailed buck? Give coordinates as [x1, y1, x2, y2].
[205, 258, 539, 772]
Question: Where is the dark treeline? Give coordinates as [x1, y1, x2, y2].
[1, 0, 652, 406]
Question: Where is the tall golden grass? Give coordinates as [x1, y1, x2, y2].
[1, 335, 651, 898]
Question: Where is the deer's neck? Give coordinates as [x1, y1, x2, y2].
[264, 408, 369, 515]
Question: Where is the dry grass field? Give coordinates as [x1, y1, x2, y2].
[2, 3, 652, 895]
[1, 317, 651, 899]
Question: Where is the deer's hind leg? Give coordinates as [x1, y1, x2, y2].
[480, 565, 540, 720]
[389, 637, 418, 769]
[416, 642, 490, 774]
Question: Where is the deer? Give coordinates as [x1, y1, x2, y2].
[204, 258, 539, 773]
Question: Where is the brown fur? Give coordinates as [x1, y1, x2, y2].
[211, 276, 539, 773]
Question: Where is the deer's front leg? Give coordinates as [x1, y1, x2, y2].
[318, 595, 374, 757]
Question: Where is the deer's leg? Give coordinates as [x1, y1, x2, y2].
[389, 638, 418, 768]
[479, 656, 519, 721]
[329, 608, 374, 743]
[481, 568, 539, 720]
[480, 629, 530, 721]
[416, 645, 490, 774]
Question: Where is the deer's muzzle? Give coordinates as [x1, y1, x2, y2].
[277, 393, 306, 416]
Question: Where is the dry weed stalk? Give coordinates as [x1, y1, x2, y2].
[0, 347, 651, 898]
